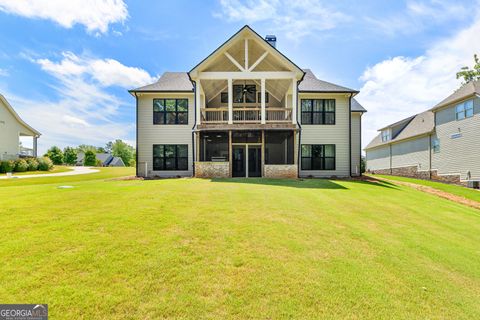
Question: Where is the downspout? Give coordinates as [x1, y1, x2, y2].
[429, 133, 432, 179]
[389, 144, 392, 175]
[190, 77, 197, 177]
[134, 92, 139, 177]
[296, 80, 302, 178]
[348, 94, 352, 177]
[359, 112, 363, 177]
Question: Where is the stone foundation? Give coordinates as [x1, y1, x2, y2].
[195, 162, 229, 178]
[264, 164, 298, 179]
[431, 170, 464, 185]
[370, 166, 465, 186]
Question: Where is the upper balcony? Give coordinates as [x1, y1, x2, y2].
[201, 106, 292, 124]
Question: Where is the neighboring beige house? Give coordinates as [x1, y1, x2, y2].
[365, 80, 480, 188]
[76, 152, 125, 167]
[0, 94, 40, 160]
[130, 25, 366, 178]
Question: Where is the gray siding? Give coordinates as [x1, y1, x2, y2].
[432, 96, 480, 180]
[351, 112, 361, 176]
[366, 145, 390, 171]
[137, 93, 194, 177]
[299, 93, 351, 177]
[391, 136, 430, 171]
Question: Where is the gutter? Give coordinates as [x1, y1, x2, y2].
[188, 73, 197, 177]
[348, 93, 353, 177]
[295, 78, 304, 178]
[134, 92, 139, 177]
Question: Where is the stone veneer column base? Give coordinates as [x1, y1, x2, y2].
[264, 164, 298, 179]
[195, 162, 230, 178]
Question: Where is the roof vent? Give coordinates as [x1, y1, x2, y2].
[265, 35, 276, 47]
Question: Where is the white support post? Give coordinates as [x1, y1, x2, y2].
[228, 78, 233, 124]
[196, 80, 202, 124]
[245, 38, 249, 70]
[261, 78, 266, 124]
[291, 78, 297, 124]
[33, 136, 38, 158]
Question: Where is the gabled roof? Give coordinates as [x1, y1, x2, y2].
[377, 115, 416, 131]
[351, 98, 367, 112]
[130, 72, 193, 93]
[189, 25, 304, 77]
[431, 80, 480, 110]
[365, 111, 434, 150]
[299, 69, 358, 94]
[0, 94, 41, 136]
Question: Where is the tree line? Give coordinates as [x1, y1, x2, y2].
[45, 140, 136, 167]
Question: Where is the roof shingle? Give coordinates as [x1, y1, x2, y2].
[130, 72, 193, 92]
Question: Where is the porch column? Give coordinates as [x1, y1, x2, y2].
[228, 78, 233, 124]
[261, 78, 266, 124]
[33, 136, 38, 158]
[291, 78, 297, 124]
[196, 80, 202, 125]
[228, 130, 232, 177]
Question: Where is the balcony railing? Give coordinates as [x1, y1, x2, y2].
[201, 107, 292, 124]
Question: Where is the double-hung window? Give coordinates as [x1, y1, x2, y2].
[153, 99, 188, 124]
[301, 144, 336, 170]
[455, 99, 474, 120]
[381, 130, 391, 142]
[432, 138, 440, 153]
[153, 145, 188, 171]
[301, 99, 335, 124]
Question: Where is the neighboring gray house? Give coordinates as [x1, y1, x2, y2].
[130, 25, 366, 178]
[365, 80, 480, 187]
[76, 152, 125, 167]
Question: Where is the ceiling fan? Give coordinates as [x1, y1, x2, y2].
[240, 81, 256, 98]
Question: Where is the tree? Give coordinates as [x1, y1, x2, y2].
[45, 146, 64, 165]
[77, 144, 102, 154]
[456, 54, 480, 85]
[63, 147, 78, 165]
[109, 139, 135, 166]
[83, 150, 97, 166]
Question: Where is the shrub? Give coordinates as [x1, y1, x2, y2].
[45, 146, 64, 165]
[84, 150, 97, 166]
[14, 159, 29, 172]
[38, 157, 53, 171]
[26, 158, 39, 171]
[128, 159, 136, 167]
[96, 159, 103, 167]
[63, 146, 77, 165]
[0, 160, 15, 173]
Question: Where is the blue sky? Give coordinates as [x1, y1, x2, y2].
[0, 0, 479, 154]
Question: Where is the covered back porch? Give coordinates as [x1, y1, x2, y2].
[194, 129, 298, 178]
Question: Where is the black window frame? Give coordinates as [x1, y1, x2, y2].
[233, 85, 244, 103]
[301, 144, 336, 171]
[153, 144, 188, 171]
[153, 98, 188, 125]
[257, 92, 269, 103]
[301, 99, 336, 125]
[220, 92, 228, 104]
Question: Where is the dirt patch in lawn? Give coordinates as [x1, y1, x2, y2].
[358, 176, 480, 210]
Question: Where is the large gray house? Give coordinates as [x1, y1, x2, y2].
[365, 80, 480, 187]
[130, 25, 366, 178]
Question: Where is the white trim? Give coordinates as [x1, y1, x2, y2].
[197, 71, 297, 80]
[244, 38, 249, 70]
[248, 52, 269, 72]
[224, 52, 246, 72]
[228, 78, 233, 124]
[261, 78, 266, 124]
[196, 81, 202, 124]
[291, 78, 297, 124]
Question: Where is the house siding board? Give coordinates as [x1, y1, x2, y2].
[299, 93, 350, 177]
[0, 101, 37, 158]
[391, 136, 430, 171]
[366, 146, 390, 171]
[137, 93, 194, 177]
[351, 112, 361, 176]
[432, 96, 480, 180]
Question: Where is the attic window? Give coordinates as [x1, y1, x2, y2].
[455, 99, 474, 120]
[381, 129, 391, 142]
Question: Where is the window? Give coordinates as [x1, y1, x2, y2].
[432, 138, 440, 153]
[301, 145, 335, 170]
[153, 99, 188, 125]
[381, 130, 391, 142]
[257, 92, 269, 103]
[153, 145, 188, 170]
[221, 92, 228, 103]
[455, 99, 474, 120]
[233, 85, 244, 103]
[301, 99, 335, 124]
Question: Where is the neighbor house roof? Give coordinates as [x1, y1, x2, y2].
[129, 72, 193, 93]
[431, 80, 480, 110]
[298, 69, 358, 94]
[0, 94, 41, 136]
[365, 111, 434, 150]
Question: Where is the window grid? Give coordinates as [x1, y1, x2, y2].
[301, 99, 335, 125]
[455, 99, 474, 120]
[153, 145, 188, 171]
[153, 99, 188, 125]
[301, 144, 336, 170]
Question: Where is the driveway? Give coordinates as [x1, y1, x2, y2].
[0, 166, 99, 179]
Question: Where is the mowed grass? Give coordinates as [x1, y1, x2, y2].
[1, 169, 480, 319]
[374, 174, 480, 203]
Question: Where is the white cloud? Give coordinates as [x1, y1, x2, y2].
[0, 52, 155, 154]
[357, 17, 480, 149]
[0, 68, 8, 76]
[0, 0, 128, 34]
[365, 0, 471, 36]
[215, 0, 349, 40]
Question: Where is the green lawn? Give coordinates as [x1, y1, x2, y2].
[373, 174, 480, 203]
[1, 169, 480, 319]
[0, 165, 72, 176]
